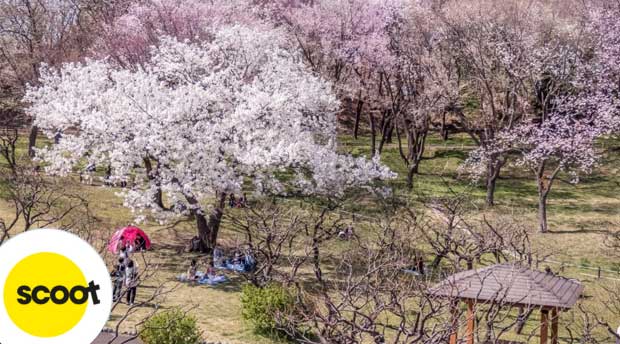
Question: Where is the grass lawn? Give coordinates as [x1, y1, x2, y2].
[1, 133, 619, 343]
[340, 133, 620, 270]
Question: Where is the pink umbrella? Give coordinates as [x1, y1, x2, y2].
[107, 226, 151, 254]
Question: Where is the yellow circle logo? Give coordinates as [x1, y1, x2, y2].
[0, 229, 112, 344]
[3, 252, 88, 337]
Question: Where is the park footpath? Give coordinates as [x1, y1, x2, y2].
[92, 332, 142, 343]
[92, 329, 229, 344]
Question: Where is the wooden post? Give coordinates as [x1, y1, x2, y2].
[551, 308, 559, 344]
[466, 300, 475, 344]
[450, 301, 459, 344]
[541, 309, 549, 344]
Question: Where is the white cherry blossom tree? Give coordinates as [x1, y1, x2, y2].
[26, 25, 394, 252]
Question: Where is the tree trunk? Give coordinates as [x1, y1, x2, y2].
[143, 157, 164, 209]
[368, 111, 376, 157]
[430, 254, 444, 270]
[405, 128, 427, 189]
[188, 193, 227, 253]
[405, 154, 422, 189]
[485, 155, 504, 207]
[105, 165, 112, 186]
[207, 193, 227, 247]
[536, 162, 558, 234]
[385, 123, 394, 144]
[406, 164, 416, 189]
[538, 193, 549, 233]
[440, 112, 449, 141]
[194, 212, 211, 252]
[378, 111, 392, 154]
[28, 125, 38, 157]
[486, 173, 497, 206]
[353, 94, 363, 140]
[515, 307, 533, 334]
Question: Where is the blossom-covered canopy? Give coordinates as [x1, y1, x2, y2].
[27, 25, 395, 223]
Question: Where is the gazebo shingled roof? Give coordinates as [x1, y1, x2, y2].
[429, 263, 583, 309]
[429, 264, 584, 344]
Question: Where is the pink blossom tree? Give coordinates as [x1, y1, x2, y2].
[0, 0, 94, 155]
[283, 0, 404, 153]
[466, 1, 618, 233]
[284, 0, 460, 188]
[446, 0, 589, 206]
[584, 3, 620, 136]
[493, 115, 599, 233]
[387, 3, 459, 188]
[94, 0, 263, 68]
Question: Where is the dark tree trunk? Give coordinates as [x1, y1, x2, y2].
[368, 111, 376, 157]
[194, 213, 211, 252]
[430, 254, 444, 270]
[538, 194, 548, 233]
[379, 109, 386, 132]
[28, 125, 38, 157]
[385, 123, 394, 144]
[536, 162, 558, 233]
[515, 307, 533, 334]
[143, 157, 164, 209]
[378, 111, 392, 154]
[440, 112, 449, 141]
[405, 128, 427, 189]
[353, 94, 363, 140]
[406, 164, 417, 190]
[430, 255, 443, 271]
[486, 174, 497, 206]
[485, 155, 504, 207]
[188, 192, 227, 253]
[105, 165, 112, 186]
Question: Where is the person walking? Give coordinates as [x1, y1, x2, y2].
[111, 258, 125, 302]
[125, 260, 139, 305]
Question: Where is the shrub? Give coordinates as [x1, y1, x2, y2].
[240, 283, 294, 334]
[140, 308, 202, 344]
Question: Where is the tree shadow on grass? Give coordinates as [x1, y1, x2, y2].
[552, 201, 620, 216]
[431, 149, 469, 161]
[548, 228, 613, 235]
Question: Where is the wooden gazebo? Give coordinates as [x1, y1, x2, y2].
[429, 264, 584, 344]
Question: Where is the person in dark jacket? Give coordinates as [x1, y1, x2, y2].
[111, 258, 125, 302]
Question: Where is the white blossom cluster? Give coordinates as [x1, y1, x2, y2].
[26, 25, 395, 222]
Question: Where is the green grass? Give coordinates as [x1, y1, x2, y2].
[1, 132, 620, 343]
[339, 133, 620, 270]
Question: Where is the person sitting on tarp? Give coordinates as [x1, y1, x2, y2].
[213, 246, 225, 268]
[244, 250, 257, 272]
[227, 251, 245, 272]
[187, 259, 199, 281]
[198, 265, 227, 285]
